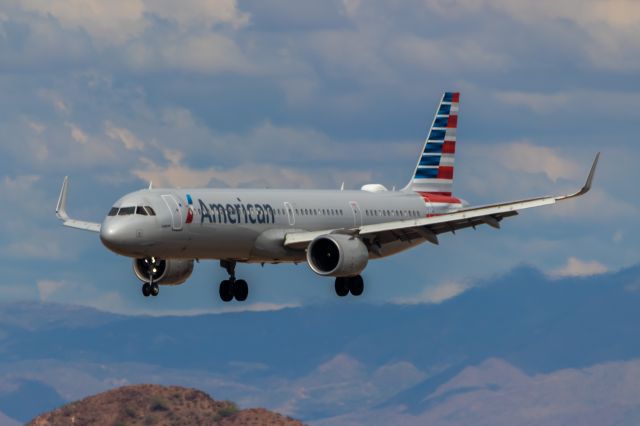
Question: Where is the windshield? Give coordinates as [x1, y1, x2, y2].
[118, 207, 135, 216]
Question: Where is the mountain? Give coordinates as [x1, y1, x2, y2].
[27, 384, 303, 426]
[0, 264, 639, 424]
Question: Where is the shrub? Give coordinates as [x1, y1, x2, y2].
[218, 402, 238, 418]
[150, 397, 169, 412]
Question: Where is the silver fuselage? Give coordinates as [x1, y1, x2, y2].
[99, 188, 460, 262]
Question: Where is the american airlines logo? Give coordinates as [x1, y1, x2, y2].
[197, 199, 276, 224]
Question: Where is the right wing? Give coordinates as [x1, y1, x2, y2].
[285, 153, 599, 249]
[56, 177, 102, 233]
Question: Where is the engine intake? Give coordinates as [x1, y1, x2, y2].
[133, 258, 194, 285]
[307, 234, 368, 277]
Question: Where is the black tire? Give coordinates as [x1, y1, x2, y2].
[219, 280, 233, 302]
[150, 283, 160, 297]
[234, 279, 249, 302]
[349, 275, 364, 296]
[335, 277, 349, 297]
[142, 283, 151, 297]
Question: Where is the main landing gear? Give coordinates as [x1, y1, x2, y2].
[334, 275, 364, 297]
[219, 260, 249, 302]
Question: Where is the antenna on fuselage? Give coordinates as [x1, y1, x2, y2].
[340, 182, 345, 191]
[148, 181, 153, 190]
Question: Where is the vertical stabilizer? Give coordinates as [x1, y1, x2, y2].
[402, 92, 459, 196]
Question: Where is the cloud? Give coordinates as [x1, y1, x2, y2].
[496, 141, 581, 182]
[394, 281, 470, 305]
[36, 279, 67, 301]
[144, 0, 249, 30]
[391, 35, 510, 73]
[36, 279, 126, 311]
[133, 152, 371, 189]
[66, 123, 88, 144]
[550, 257, 608, 277]
[495, 91, 570, 113]
[105, 121, 144, 151]
[17, 0, 248, 45]
[19, 0, 145, 45]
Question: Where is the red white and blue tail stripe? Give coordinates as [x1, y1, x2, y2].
[403, 92, 459, 197]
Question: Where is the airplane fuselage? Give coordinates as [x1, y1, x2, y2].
[100, 188, 461, 262]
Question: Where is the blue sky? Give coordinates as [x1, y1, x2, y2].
[0, 0, 638, 314]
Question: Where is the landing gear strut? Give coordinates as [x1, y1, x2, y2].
[219, 260, 249, 302]
[335, 275, 364, 297]
[140, 257, 161, 297]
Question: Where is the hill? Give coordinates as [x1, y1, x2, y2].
[27, 384, 303, 426]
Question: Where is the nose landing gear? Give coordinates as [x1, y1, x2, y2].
[335, 275, 365, 297]
[142, 282, 159, 297]
[219, 260, 249, 302]
[140, 257, 161, 297]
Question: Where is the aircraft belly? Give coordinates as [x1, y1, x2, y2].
[187, 224, 258, 259]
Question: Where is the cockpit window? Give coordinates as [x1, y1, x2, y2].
[118, 206, 135, 216]
[144, 206, 156, 216]
[108, 207, 119, 216]
[136, 206, 148, 216]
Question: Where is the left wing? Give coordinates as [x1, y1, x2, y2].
[285, 153, 599, 249]
[56, 177, 102, 233]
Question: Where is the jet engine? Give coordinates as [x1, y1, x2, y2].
[306, 234, 369, 277]
[133, 258, 194, 285]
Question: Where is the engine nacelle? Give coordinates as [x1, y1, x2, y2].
[306, 234, 369, 277]
[133, 258, 194, 285]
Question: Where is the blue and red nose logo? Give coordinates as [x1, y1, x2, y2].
[186, 194, 194, 224]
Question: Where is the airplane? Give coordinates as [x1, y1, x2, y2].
[56, 92, 599, 303]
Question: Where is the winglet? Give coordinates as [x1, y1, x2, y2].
[56, 176, 70, 221]
[55, 177, 101, 232]
[557, 153, 600, 200]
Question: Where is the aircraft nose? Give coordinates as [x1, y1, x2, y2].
[100, 220, 130, 251]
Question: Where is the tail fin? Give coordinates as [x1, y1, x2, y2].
[402, 92, 459, 196]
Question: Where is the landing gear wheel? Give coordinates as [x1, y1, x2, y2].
[234, 280, 249, 302]
[219, 280, 234, 302]
[335, 277, 349, 297]
[142, 283, 151, 297]
[150, 283, 160, 297]
[349, 275, 364, 296]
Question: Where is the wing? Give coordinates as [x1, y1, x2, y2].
[284, 153, 599, 249]
[56, 177, 102, 233]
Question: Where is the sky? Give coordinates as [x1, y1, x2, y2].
[0, 0, 639, 315]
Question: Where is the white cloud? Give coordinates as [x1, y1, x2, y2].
[144, 0, 249, 30]
[133, 143, 373, 189]
[17, 0, 248, 45]
[497, 141, 581, 182]
[394, 281, 470, 305]
[551, 256, 608, 277]
[496, 91, 570, 113]
[20, 0, 146, 45]
[38, 89, 69, 114]
[66, 123, 88, 144]
[36, 279, 68, 301]
[391, 35, 510, 72]
[105, 121, 144, 151]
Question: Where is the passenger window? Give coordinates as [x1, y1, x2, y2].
[118, 206, 135, 216]
[144, 206, 156, 216]
[108, 207, 119, 216]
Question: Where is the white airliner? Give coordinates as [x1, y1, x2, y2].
[56, 92, 599, 302]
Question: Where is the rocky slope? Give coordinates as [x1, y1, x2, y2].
[28, 384, 303, 426]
